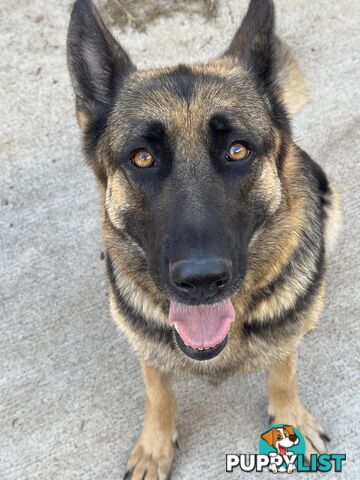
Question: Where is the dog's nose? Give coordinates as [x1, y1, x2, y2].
[169, 258, 232, 302]
[289, 435, 297, 442]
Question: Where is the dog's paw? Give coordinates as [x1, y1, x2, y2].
[124, 428, 178, 480]
[270, 405, 330, 461]
[287, 463, 296, 473]
[269, 463, 278, 473]
[298, 413, 329, 461]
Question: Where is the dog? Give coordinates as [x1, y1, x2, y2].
[67, 0, 341, 478]
[262, 425, 299, 473]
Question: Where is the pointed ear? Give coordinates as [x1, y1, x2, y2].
[261, 428, 276, 446]
[224, 0, 275, 87]
[67, 0, 135, 129]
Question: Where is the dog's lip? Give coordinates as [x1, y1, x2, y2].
[174, 328, 228, 361]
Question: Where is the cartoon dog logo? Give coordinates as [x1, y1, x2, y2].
[261, 425, 299, 473]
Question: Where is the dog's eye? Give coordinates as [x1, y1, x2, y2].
[132, 149, 154, 168]
[226, 142, 250, 161]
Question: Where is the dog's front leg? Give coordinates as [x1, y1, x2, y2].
[125, 362, 177, 480]
[267, 352, 330, 461]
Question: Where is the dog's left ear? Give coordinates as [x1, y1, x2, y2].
[67, 0, 135, 130]
[223, 0, 308, 117]
[224, 0, 275, 89]
[283, 425, 295, 436]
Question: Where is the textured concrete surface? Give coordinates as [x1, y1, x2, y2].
[1, 1, 359, 478]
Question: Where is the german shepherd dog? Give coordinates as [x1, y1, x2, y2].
[67, 0, 341, 477]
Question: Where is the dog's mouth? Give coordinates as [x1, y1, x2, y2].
[168, 299, 235, 361]
[279, 445, 287, 455]
[174, 329, 228, 360]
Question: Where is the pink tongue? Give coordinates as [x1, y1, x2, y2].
[279, 445, 287, 455]
[168, 299, 235, 349]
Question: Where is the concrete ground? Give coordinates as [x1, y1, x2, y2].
[1, 0, 359, 478]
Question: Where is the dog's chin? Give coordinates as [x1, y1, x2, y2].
[174, 329, 228, 360]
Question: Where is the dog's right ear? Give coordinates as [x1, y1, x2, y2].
[261, 428, 276, 447]
[67, 0, 135, 130]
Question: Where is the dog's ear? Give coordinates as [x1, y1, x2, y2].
[223, 0, 308, 117]
[261, 428, 277, 447]
[283, 425, 295, 436]
[67, 0, 135, 130]
[224, 0, 275, 88]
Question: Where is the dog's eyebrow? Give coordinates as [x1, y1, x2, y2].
[138, 120, 167, 143]
[209, 112, 266, 154]
[209, 113, 233, 132]
[117, 120, 167, 153]
[113, 120, 172, 167]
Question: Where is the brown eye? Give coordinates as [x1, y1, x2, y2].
[132, 149, 154, 168]
[227, 142, 250, 161]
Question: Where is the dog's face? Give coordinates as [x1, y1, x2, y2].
[68, 0, 291, 359]
[105, 64, 285, 300]
[261, 426, 299, 454]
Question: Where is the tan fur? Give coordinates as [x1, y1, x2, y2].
[76, 110, 89, 130]
[126, 363, 177, 480]
[275, 38, 309, 116]
[268, 350, 327, 461]
[324, 179, 342, 253]
[105, 171, 132, 230]
[242, 145, 308, 294]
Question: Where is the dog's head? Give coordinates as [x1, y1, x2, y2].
[67, 0, 296, 359]
[261, 426, 299, 454]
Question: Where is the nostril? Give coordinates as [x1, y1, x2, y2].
[213, 270, 231, 290]
[177, 281, 195, 291]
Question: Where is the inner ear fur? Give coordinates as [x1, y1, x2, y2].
[67, 0, 135, 127]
